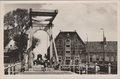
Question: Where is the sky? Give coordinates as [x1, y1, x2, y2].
[4, 2, 118, 59]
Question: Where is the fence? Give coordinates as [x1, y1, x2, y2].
[60, 63, 117, 74]
[85, 63, 111, 74]
[4, 62, 21, 75]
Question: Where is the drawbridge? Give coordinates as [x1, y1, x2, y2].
[27, 8, 59, 68]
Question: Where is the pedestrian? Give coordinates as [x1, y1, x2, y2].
[43, 60, 48, 72]
[21, 61, 25, 72]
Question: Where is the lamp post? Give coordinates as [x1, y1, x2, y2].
[100, 28, 106, 63]
[86, 33, 89, 64]
[86, 33, 89, 74]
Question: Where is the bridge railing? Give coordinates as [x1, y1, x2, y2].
[4, 62, 21, 75]
[60, 63, 117, 74]
[85, 63, 117, 74]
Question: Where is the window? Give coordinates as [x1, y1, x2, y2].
[66, 51, 70, 53]
[66, 45, 70, 47]
[65, 60, 70, 65]
[59, 60, 61, 63]
[66, 39, 71, 43]
[66, 57, 70, 60]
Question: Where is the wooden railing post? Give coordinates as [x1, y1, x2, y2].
[85, 63, 88, 74]
[11, 64, 14, 75]
[13, 65, 16, 75]
[95, 63, 98, 74]
[8, 65, 11, 75]
[108, 63, 111, 74]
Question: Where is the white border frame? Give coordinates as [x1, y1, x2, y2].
[0, 0, 120, 79]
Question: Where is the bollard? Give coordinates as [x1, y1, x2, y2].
[11, 64, 14, 75]
[85, 63, 88, 74]
[95, 63, 98, 74]
[8, 65, 11, 75]
[108, 63, 111, 74]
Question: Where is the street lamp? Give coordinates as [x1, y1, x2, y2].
[86, 33, 89, 64]
[100, 28, 106, 63]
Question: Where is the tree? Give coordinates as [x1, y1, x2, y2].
[31, 37, 40, 50]
[4, 8, 30, 47]
[4, 8, 29, 29]
[13, 32, 28, 50]
[4, 8, 42, 69]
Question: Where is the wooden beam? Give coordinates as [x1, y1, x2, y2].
[30, 8, 58, 24]
[30, 10, 58, 17]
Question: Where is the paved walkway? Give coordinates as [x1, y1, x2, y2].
[18, 65, 76, 74]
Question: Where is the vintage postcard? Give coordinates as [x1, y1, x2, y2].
[0, 0, 120, 79]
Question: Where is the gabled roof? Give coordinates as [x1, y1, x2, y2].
[86, 41, 117, 53]
[55, 31, 85, 45]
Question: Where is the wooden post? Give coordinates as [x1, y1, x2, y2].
[49, 25, 53, 68]
[8, 65, 11, 75]
[13, 65, 16, 75]
[79, 63, 80, 74]
[53, 39, 59, 65]
[95, 63, 98, 74]
[27, 8, 33, 69]
[11, 64, 14, 75]
[73, 60, 75, 73]
[108, 63, 111, 74]
[85, 63, 88, 74]
[27, 28, 33, 69]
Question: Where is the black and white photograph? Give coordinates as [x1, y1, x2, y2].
[1, 1, 119, 77]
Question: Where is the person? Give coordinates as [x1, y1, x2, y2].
[21, 61, 25, 72]
[43, 60, 48, 72]
[21, 53, 26, 72]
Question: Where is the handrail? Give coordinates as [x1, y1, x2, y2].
[4, 62, 21, 75]
[4, 63, 21, 70]
[60, 63, 116, 74]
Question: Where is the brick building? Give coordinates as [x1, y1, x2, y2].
[55, 31, 86, 66]
[54, 31, 117, 67]
[86, 41, 117, 64]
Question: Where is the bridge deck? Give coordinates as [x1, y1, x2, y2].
[18, 65, 76, 75]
